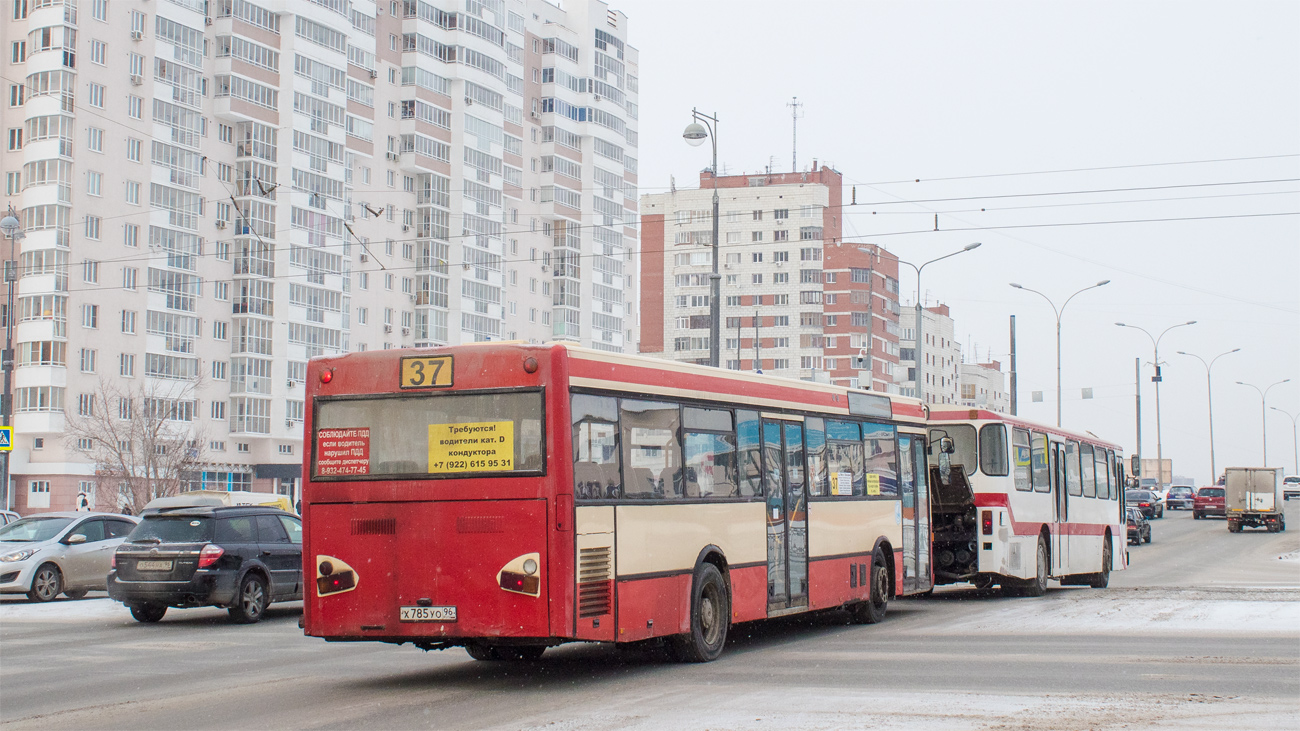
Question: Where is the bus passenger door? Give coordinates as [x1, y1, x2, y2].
[898, 435, 933, 595]
[763, 419, 808, 612]
[1052, 442, 1069, 575]
[913, 436, 933, 593]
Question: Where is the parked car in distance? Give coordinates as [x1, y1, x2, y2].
[0, 512, 140, 601]
[107, 506, 303, 624]
[1165, 486, 1196, 510]
[1193, 486, 1226, 519]
[0, 510, 20, 526]
[1283, 475, 1300, 501]
[1125, 489, 1164, 519]
[1126, 508, 1152, 545]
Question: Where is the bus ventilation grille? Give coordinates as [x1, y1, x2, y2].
[456, 516, 504, 533]
[351, 518, 397, 535]
[577, 546, 612, 618]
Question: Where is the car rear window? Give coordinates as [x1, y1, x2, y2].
[129, 516, 215, 543]
[1198, 488, 1224, 498]
[1125, 491, 1150, 501]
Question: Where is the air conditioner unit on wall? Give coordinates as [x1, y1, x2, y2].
[130, 30, 143, 40]
[359, 254, 369, 262]
[369, 69, 377, 79]
[129, 74, 143, 86]
[215, 220, 226, 229]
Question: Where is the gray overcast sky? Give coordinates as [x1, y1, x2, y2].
[611, 0, 1300, 481]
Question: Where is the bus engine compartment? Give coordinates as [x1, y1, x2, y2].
[929, 451, 979, 585]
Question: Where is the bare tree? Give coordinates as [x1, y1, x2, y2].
[65, 377, 207, 515]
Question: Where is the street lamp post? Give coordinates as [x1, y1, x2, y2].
[1009, 280, 1110, 427]
[1236, 379, 1291, 465]
[683, 110, 721, 368]
[1177, 348, 1240, 484]
[1271, 406, 1300, 474]
[0, 205, 22, 512]
[1115, 320, 1197, 484]
[897, 243, 982, 404]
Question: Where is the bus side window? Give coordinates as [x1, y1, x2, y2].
[1031, 432, 1051, 493]
[1080, 444, 1097, 498]
[1108, 451, 1120, 500]
[619, 399, 683, 500]
[683, 407, 737, 499]
[736, 410, 763, 498]
[1012, 428, 1032, 491]
[1095, 447, 1110, 500]
[1065, 441, 1082, 497]
[863, 422, 897, 497]
[979, 423, 1009, 476]
[825, 420, 863, 496]
[805, 417, 827, 497]
[571, 395, 620, 500]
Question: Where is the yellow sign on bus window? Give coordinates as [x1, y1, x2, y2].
[866, 473, 881, 496]
[400, 355, 453, 389]
[427, 421, 514, 473]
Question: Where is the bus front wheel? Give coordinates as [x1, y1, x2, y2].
[670, 562, 729, 663]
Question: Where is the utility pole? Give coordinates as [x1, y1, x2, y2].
[786, 96, 803, 172]
[1009, 315, 1017, 415]
[1135, 357, 1142, 483]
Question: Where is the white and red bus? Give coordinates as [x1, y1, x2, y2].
[926, 407, 1127, 595]
[301, 342, 935, 661]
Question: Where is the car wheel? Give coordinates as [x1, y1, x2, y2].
[27, 563, 63, 602]
[669, 562, 730, 662]
[228, 573, 268, 624]
[1088, 538, 1111, 589]
[1193, 512, 1201, 520]
[63, 589, 89, 600]
[1143, 529, 1151, 544]
[851, 549, 890, 624]
[130, 603, 168, 623]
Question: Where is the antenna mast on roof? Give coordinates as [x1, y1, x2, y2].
[786, 96, 804, 172]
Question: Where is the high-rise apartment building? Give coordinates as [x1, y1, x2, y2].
[640, 165, 901, 390]
[1, 0, 639, 513]
[897, 303, 960, 404]
[959, 360, 1009, 413]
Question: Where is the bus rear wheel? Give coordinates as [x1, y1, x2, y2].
[670, 562, 729, 663]
[1087, 537, 1112, 589]
[1005, 536, 1048, 597]
[851, 549, 889, 624]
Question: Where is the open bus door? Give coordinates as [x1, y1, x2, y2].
[899, 435, 933, 594]
[1051, 441, 1069, 575]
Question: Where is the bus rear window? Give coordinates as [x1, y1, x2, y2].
[313, 391, 544, 478]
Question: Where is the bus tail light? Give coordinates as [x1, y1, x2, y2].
[981, 510, 993, 535]
[316, 555, 358, 596]
[497, 552, 541, 597]
[198, 544, 225, 568]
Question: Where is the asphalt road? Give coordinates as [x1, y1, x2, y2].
[2, 503, 1297, 730]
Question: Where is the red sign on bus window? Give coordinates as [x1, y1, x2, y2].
[316, 428, 371, 475]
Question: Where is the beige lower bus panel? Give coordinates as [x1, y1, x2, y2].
[614, 502, 766, 576]
[808, 499, 900, 559]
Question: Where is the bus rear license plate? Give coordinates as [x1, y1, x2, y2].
[136, 560, 173, 571]
[399, 606, 457, 622]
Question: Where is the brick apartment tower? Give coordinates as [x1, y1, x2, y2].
[640, 164, 902, 390]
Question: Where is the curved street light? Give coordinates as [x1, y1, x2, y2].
[1177, 348, 1240, 484]
[683, 110, 721, 368]
[1236, 379, 1292, 465]
[1271, 406, 1300, 475]
[897, 242, 982, 404]
[1115, 320, 1197, 483]
[1009, 279, 1110, 427]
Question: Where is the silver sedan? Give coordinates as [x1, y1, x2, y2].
[0, 512, 139, 601]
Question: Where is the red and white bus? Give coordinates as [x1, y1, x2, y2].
[301, 342, 935, 661]
[926, 407, 1127, 595]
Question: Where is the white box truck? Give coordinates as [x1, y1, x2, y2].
[1224, 467, 1286, 533]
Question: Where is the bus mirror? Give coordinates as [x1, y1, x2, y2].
[939, 437, 955, 455]
[1130, 455, 1140, 476]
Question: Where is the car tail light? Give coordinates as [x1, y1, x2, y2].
[111, 554, 117, 569]
[981, 510, 993, 535]
[1139, 502, 1149, 507]
[198, 544, 224, 568]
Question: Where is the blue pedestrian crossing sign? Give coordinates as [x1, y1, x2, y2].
[0, 426, 11, 451]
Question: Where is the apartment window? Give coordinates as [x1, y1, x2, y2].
[119, 353, 135, 376]
[9, 84, 24, 107]
[212, 361, 227, 381]
[81, 304, 98, 328]
[773, 294, 789, 305]
[773, 272, 789, 284]
[211, 401, 227, 420]
[773, 230, 789, 242]
[121, 310, 136, 334]
[358, 272, 368, 290]
[126, 138, 142, 162]
[78, 393, 95, 416]
[90, 40, 106, 65]
[752, 231, 763, 242]
[237, 443, 250, 453]
[218, 123, 233, 143]
[88, 127, 103, 152]
[217, 163, 232, 182]
[752, 252, 763, 263]
[85, 216, 101, 240]
[774, 209, 789, 220]
[92, 0, 106, 21]
[5, 171, 18, 195]
[82, 260, 99, 283]
[215, 281, 229, 301]
[125, 181, 140, 205]
[127, 95, 142, 119]
[6, 128, 19, 150]
[752, 210, 763, 220]
[11, 41, 26, 63]
[79, 348, 97, 373]
[88, 83, 105, 108]
[355, 308, 367, 325]
[87, 172, 102, 196]
[121, 267, 137, 290]
[752, 274, 763, 284]
[213, 321, 228, 340]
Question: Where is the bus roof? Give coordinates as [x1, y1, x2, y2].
[927, 405, 1123, 451]
[310, 342, 927, 425]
